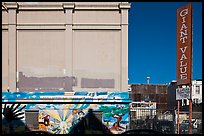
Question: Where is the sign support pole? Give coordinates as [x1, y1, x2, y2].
[189, 83, 192, 134]
[177, 99, 180, 134]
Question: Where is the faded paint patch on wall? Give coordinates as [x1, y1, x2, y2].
[81, 78, 114, 88]
[17, 72, 76, 92]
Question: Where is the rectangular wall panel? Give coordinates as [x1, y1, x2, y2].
[17, 30, 68, 91]
[73, 10, 120, 25]
[17, 11, 65, 24]
[73, 30, 120, 91]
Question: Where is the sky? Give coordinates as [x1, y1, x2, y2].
[128, 2, 202, 85]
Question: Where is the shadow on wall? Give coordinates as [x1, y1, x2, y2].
[2, 104, 30, 134]
[69, 109, 113, 134]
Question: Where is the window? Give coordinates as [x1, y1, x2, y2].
[193, 98, 199, 104]
[183, 99, 187, 105]
[195, 86, 200, 94]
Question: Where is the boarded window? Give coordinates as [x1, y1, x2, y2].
[25, 110, 39, 130]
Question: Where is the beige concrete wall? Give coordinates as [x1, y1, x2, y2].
[2, 8, 9, 92]
[73, 30, 121, 92]
[2, 2, 130, 92]
[2, 30, 9, 92]
[73, 10, 120, 25]
[17, 30, 65, 77]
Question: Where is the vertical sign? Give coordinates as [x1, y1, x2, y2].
[177, 3, 192, 85]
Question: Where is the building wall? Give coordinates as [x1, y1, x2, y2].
[192, 80, 202, 104]
[167, 80, 177, 110]
[129, 84, 168, 111]
[129, 101, 157, 120]
[2, 2, 130, 92]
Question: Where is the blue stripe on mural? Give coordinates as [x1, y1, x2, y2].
[96, 92, 108, 96]
[2, 92, 132, 104]
[2, 92, 130, 99]
[74, 92, 88, 95]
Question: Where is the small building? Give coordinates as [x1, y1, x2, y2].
[129, 84, 168, 111]
[168, 79, 202, 110]
[168, 79, 202, 134]
[129, 101, 157, 120]
[128, 84, 171, 132]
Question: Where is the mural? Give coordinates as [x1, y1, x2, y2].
[2, 92, 131, 134]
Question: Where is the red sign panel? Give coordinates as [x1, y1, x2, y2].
[177, 3, 192, 85]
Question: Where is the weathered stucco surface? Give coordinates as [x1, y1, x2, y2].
[2, 2, 130, 92]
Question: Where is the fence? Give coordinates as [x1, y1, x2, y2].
[129, 109, 176, 134]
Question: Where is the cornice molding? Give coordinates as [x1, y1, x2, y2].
[18, 5, 63, 10]
[2, 2, 130, 11]
[74, 4, 119, 10]
[3, 2, 18, 9]
[119, 2, 131, 10]
[63, 3, 75, 9]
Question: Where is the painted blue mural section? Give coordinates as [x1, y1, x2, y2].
[2, 92, 131, 103]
